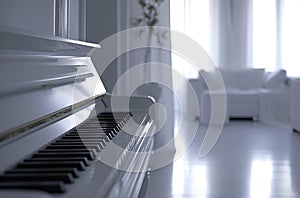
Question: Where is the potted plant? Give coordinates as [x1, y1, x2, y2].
[131, 0, 167, 101]
[131, 0, 167, 62]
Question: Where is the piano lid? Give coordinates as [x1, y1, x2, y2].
[0, 25, 101, 57]
[0, 27, 106, 143]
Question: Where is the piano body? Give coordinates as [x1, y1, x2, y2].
[0, 28, 155, 197]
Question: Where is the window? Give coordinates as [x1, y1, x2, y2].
[281, 0, 300, 77]
[252, 0, 277, 71]
[170, 0, 210, 78]
[253, 0, 300, 76]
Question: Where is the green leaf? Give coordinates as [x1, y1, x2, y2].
[144, 13, 151, 19]
[131, 18, 143, 26]
[149, 18, 158, 26]
[147, 5, 155, 10]
[139, 0, 146, 7]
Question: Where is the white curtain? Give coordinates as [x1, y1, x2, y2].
[171, 0, 300, 77]
[280, 0, 300, 77]
[210, 0, 253, 69]
[252, 0, 278, 71]
[170, 0, 210, 78]
[171, 0, 253, 71]
[252, 0, 300, 76]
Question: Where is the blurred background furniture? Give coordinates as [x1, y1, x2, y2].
[188, 69, 290, 125]
[291, 78, 300, 132]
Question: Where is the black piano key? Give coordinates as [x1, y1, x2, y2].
[61, 135, 112, 141]
[39, 148, 97, 156]
[85, 120, 121, 125]
[72, 128, 117, 133]
[16, 161, 86, 171]
[82, 126, 121, 133]
[33, 152, 95, 160]
[0, 181, 66, 193]
[98, 112, 127, 117]
[55, 139, 107, 146]
[24, 157, 90, 166]
[0, 172, 74, 183]
[96, 119, 127, 124]
[82, 124, 119, 128]
[86, 118, 122, 122]
[85, 121, 121, 126]
[69, 131, 115, 136]
[71, 128, 112, 131]
[52, 142, 105, 149]
[106, 131, 118, 136]
[70, 131, 117, 138]
[64, 132, 110, 137]
[46, 145, 101, 152]
[98, 113, 126, 117]
[70, 131, 116, 138]
[63, 135, 110, 140]
[61, 135, 110, 139]
[98, 117, 122, 120]
[97, 124, 121, 128]
[97, 118, 124, 122]
[88, 119, 121, 124]
[82, 121, 119, 124]
[5, 168, 79, 178]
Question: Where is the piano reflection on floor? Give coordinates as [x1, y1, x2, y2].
[0, 28, 155, 198]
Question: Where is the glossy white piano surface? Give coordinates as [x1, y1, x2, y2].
[0, 28, 155, 197]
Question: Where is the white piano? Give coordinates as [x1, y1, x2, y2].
[0, 28, 155, 198]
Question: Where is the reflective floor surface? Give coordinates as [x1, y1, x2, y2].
[145, 120, 300, 198]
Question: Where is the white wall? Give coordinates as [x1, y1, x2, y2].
[0, 0, 83, 40]
[0, 0, 55, 35]
[86, 0, 118, 92]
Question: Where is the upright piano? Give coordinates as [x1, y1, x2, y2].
[0, 28, 155, 197]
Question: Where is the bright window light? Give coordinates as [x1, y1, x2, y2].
[250, 159, 273, 197]
[252, 0, 277, 71]
[170, 0, 210, 78]
[281, 0, 300, 77]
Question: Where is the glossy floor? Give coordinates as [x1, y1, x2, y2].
[145, 120, 300, 198]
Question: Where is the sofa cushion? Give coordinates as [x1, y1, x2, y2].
[198, 70, 223, 90]
[238, 69, 265, 90]
[263, 70, 287, 89]
[219, 68, 265, 90]
[219, 69, 240, 89]
[226, 90, 260, 102]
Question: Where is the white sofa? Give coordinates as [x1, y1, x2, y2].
[188, 68, 289, 124]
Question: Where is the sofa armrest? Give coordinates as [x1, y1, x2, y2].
[189, 79, 207, 97]
[187, 79, 207, 118]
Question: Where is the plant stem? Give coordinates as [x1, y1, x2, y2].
[144, 28, 153, 80]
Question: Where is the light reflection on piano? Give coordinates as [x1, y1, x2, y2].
[0, 28, 155, 198]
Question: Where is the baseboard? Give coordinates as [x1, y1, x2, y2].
[229, 117, 255, 121]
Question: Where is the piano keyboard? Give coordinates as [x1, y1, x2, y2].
[0, 112, 131, 194]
